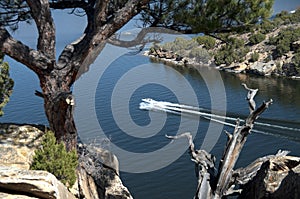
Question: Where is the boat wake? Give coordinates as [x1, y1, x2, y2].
[139, 98, 300, 140]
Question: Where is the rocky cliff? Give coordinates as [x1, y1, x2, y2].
[0, 123, 132, 199]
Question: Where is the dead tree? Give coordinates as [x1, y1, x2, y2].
[166, 84, 275, 198]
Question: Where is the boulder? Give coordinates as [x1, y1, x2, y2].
[234, 63, 248, 73]
[78, 144, 133, 199]
[248, 61, 276, 76]
[239, 156, 300, 199]
[0, 166, 76, 199]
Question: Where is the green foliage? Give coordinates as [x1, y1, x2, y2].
[249, 32, 266, 45]
[193, 35, 216, 49]
[228, 37, 245, 49]
[31, 131, 78, 187]
[259, 20, 275, 34]
[268, 27, 300, 57]
[214, 36, 249, 66]
[189, 47, 210, 62]
[250, 52, 260, 62]
[274, 9, 300, 25]
[162, 37, 198, 56]
[141, 0, 274, 34]
[214, 46, 248, 66]
[0, 54, 14, 117]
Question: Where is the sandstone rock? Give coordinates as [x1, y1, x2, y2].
[248, 61, 276, 76]
[0, 124, 44, 170]
[78, 144, 133, 199]
[0, 166, 76, 199]
[234, 63, 248, 73]
[0, 124, 133, 199]
[0, 192, 39, 199]
[77, 165, 100, 199]
[240, 156, 300, 199]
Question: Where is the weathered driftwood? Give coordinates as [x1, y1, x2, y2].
[166, 84, 290, 199]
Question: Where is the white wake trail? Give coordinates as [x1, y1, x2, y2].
[139, 98, 300, 133]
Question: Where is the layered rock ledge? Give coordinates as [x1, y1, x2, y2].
[0, 123, 132, 199]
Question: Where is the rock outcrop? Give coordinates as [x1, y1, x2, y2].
[0, 124, 45, 170]
[247, 61, 277, 76]
[239, 155, 300, 199]
[0, 166, 76, 199]
[77, 144, 133, 199]
[0, 123, 133, 199]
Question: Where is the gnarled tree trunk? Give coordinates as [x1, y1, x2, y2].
[0, 0, 150, 150]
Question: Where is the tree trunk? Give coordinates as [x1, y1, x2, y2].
[39, 74, 77, 151]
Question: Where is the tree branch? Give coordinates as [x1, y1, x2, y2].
[0, 27, 53, 72]
[26, 0, 56, 59]
[58, 0, 151, 81]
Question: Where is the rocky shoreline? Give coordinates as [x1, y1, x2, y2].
[144, 45, 300, 80]
[144, 10, 300, 79]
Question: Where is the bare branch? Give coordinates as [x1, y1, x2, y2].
[214, 84, 272, 197]
[108, 27, 178, 48]
[26, 0, 56, 59]
[0, 27, 53, 72]
[232, 150, 291, 186]
[242, 83, 258, 113]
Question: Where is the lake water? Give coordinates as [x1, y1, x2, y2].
[1, 2, 300, 198]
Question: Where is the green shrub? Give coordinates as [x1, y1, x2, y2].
[189, 47, 210, 62]
[260, 20, 275, 34]
[194, 35, 216, 49]
[213, 38, 249, 66]
[161, 37, 198, 54]
[0, 54, 14, 117]
[250, 52, 259, 62]
[31, 131, 78, 187]
[276, 40, 290, 57]
[249, 32, 266, 45]
[228, 37, 245, 49]
[267, 27, 300, 57]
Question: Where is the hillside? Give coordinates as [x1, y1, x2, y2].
[146, 9, 300, 78]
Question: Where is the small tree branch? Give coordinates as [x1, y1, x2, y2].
[166, 133, 215, 199]
[242, 83, 258, 113]
[26, 0, 56, 59]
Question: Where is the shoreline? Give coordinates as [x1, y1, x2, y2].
[144, 51, 300, 80]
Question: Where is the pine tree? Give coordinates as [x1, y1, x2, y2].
[0, 53, 14, 116]
[31, 131, 78, 187]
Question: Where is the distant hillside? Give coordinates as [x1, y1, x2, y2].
[146, 9, 300, 78]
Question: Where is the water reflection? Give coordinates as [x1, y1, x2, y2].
[222, 72, 300, 109]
